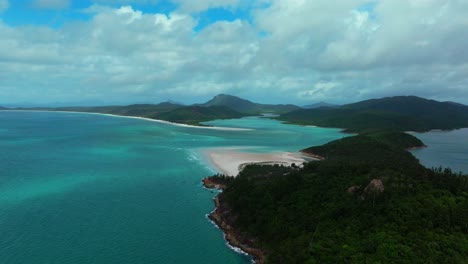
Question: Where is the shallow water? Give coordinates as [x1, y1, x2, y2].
[0, 112, 346, 264]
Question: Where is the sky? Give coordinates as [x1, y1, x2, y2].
[0, 0, 467, 106]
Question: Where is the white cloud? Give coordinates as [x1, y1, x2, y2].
[0, 0, 9, 13]
[1, 1, 468, 105]
[299, 82, 341, 98]
[115, 6, 143, 24]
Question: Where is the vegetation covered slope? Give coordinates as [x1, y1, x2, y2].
[152, 106, 245, 125]
[279, 96, 468, 132]
[17, 103, 247, 125]
[302, 131, 425, 170]
[20, 102, 183, 117]
[14, 93, 300, 124]
[201, 94, 300, 114]
[210, 132, 468, 263]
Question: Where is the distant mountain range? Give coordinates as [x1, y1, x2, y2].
[2, 94, 300, 125]
[2, 95, 468, 130]
[280, 96, 468, 132]
[199, 94, 300, 114]
[303, 102, 339, 109]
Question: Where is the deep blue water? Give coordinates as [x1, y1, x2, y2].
[0, 111, 347, 264]
[411, 129, 468, 174]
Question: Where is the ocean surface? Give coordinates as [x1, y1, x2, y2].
[0, 111, 346, 264]
[411, 129, 468, 174]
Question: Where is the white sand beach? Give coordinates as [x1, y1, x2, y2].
[2, 110, 252, 131]
[204, 148, 308, 176]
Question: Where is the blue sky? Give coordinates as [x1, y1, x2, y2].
[1, 0, 249, 29]
[0, 0, 467, 106]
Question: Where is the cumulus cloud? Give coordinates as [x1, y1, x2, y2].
[31, 0, 70, 10]
[1, 1, 468, 105]
[0, 0, 8, 13]
[251, 0, 468, 102]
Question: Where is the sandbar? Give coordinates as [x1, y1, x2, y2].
[203, 148, 308, 176]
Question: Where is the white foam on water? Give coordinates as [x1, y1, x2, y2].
[204, 211, 253, 261]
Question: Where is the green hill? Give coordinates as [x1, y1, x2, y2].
[279, 96, 468, 132]
[201, 94, 300, 114]
[152, 106, 245, 125]
[302, 131, 425, 174]
[20, 102, 183, 117]
[17, 102, 247, 125]
[53, 102, 183, 117]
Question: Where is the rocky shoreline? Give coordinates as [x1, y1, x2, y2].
[203, 178, 266, 264]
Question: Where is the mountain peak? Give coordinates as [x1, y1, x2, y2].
[212, 94, 248, 101]
[200, 94, 300, 114]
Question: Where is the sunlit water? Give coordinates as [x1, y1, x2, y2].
[411, 129, 468, 174]
[0, 112, 347, 264]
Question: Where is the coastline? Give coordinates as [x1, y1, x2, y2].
[0, 110, 252, 132]
[200, 148, 314, 263]
[203, 180, 266, 264]
[406, 145, 428, 151]
[300, 150, 326, 160]
[201, 148, 306, 176]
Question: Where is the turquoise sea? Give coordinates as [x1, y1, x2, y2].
[0, 111, 346, 264]
[411, 129, 468, 174]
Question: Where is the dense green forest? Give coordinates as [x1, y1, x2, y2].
[302, 131, 425, 172]
[11, 102, 248, 125]
[151, 105, 245, 125]
[208, 132, 468, 263]
[279, 96, 468, 133]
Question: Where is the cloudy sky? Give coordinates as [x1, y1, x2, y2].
[0, 0, 467, 106]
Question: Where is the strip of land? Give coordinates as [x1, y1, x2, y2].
[1, 110, 252, 131]
[203, 148, 309, 176]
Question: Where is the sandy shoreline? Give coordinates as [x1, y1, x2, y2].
[1, 110, 252, 131]
[202, 148, 309, 176]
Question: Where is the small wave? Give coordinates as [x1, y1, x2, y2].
[186, 149, 217, 174]
[225, 240, 251, 257]
[205, 212, 218, 228]
[186, 151, 200, 162]
[205, 213, 253, 260]
[202, 185, 223, 193]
